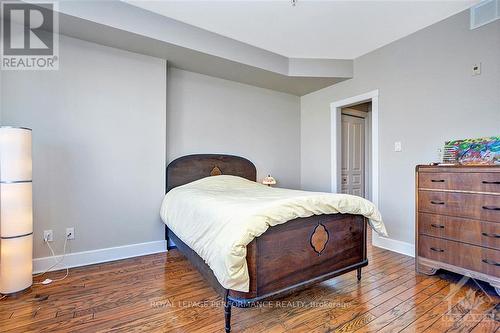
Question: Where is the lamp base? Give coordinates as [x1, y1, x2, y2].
[0, 285, 32, 298]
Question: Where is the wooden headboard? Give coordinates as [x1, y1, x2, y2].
[166, 154, 257, 192]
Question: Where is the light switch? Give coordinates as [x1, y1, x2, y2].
[394, 141, 402, 152]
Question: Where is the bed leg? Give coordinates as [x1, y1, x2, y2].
[224, 290, 231, 333]
[357, 267, 362, 281]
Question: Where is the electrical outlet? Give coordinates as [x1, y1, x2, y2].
[66, 227, 75, 240]
[437, 148, 443, 162]
[472, 63, 481, 76]
[43, 230, 53, 242]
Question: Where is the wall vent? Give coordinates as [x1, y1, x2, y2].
[470, 0, 499, 29]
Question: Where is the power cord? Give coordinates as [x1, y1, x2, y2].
[0, 235, 71, 298]
[33, 236, 70, 285]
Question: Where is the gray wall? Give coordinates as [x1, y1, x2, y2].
[2, 8, 496, 259]
[300, 11, 500, 245]
[167, 68, 301, 189]
[1, 35, 167, 258]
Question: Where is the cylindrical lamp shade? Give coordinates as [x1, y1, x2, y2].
[0, 127, 33, 295]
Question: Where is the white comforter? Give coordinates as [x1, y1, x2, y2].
[160, 175, 387, 292]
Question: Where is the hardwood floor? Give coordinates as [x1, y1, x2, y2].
[1, 237, 498, 332]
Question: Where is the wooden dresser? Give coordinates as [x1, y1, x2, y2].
[415, 165, 500, 294]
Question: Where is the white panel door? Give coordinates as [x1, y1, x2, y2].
[341, 114, 365, 197]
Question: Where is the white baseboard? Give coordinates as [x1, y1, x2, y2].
[33, 240, 167, 274]
[32, 236, 413, 274]
[372, 233, 415, 257]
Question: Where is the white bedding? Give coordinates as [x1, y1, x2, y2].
[160, 175, 387, 292]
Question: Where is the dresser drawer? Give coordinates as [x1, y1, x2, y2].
[418, 172, 500, 192]
[419, 235, 500, 277]
[418, 191, 500, 223]
[418, 213, 500, 249]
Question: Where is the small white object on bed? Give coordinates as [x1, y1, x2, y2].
[160, 175, 386, 292]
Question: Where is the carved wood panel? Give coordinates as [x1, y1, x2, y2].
[310, 223, 329, 255]
[210, 166, 222, 176]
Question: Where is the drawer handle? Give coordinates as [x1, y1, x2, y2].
[481, 232, 500, 238]
[431, 224, 445, 229]
[482, 259, 500, 266]
[430, 201, 445, 205]
[482, 181, 500, 185]
[482, 206, 500, 211]
[430, 247, 444, 252]
[431, 179, 445, 183]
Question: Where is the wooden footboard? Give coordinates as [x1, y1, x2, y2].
[167, 213, 367, 306]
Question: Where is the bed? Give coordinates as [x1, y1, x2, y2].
[162, 154, 385, 332]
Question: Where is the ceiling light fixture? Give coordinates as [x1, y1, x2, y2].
[291, 0, 297, 7]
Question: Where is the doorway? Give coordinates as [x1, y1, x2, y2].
[331, 90, 380, 246]
[330, 89, 379, 207]
[340, 102, 370, 198]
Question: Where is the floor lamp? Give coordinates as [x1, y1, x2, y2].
[0, 126, 33, 296]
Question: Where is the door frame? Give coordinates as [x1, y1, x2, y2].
[330, 90, 379, 209]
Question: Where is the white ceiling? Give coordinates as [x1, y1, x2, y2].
[128, 0, 478, 59]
